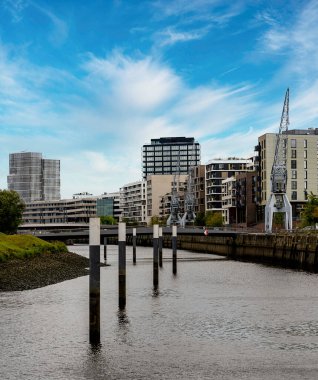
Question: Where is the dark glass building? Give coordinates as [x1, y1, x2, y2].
[142, 137, 201, 179]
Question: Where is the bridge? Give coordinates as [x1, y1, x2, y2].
[22, 225, 239, 243]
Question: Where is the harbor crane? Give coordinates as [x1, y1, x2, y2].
[166, 154, 182, 226]
[265, 88, 292, 233]
[181, 144, 197, 227]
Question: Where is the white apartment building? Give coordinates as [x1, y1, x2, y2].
[120, 180, 147, 224]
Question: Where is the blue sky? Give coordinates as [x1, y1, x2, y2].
[1, 0, 318, 198]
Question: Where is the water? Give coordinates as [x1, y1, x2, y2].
[1, 245, 318, 380]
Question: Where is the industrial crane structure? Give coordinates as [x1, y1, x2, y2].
[166, 154, 182, 227]
[181, 145, 197, 227]
[265, 88, 292, 233]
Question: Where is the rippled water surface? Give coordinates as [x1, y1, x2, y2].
[1, 245, 318, 379]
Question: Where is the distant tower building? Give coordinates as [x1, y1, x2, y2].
[7, 152, 60, 202]
[142, 137, 201, 179]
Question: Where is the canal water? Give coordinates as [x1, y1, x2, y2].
[1, 245, 318, 380]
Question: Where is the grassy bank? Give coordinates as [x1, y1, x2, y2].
[0, 234, 90, 291]
[0, 233, 67, 262]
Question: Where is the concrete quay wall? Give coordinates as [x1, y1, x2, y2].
[178, 233, 318, 272]
[108, 232, 318, 273]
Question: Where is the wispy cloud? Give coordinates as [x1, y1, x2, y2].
[1, 0, 68, 45]
[155, 26, 210, 46]
[260, 0, 318, 75]
[31, 1, 68, 45]
[1, 0, 28, 22]
[152, 0, 244, 47]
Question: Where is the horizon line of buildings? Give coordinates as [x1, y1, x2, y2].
[5, 130, 318, 228]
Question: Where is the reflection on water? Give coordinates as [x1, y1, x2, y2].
[1, 245, 318, 380]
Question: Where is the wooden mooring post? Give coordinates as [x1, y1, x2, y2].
[89, 218, 101, 344]
[118, 223, 126, 309]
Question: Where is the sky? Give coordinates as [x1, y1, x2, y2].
[1, 0, 318, 199]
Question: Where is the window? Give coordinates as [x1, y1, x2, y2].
[304, 139, 307, 148]
[291, 160, 297, 169]
[304, 181, 308, 190]
[291, 150, 297, 158]
[291, 170, 297, 179]
[304, 171, 307, 179]
[304, 150, 307, 159]
[291, 181, 297, 190]
[291, 191, 297, 200]
[291, 139, 296, 148]
[304, 161, 307, 169]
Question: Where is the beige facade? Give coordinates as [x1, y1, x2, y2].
[146, 174, 188, 224]
[259, 129, 318, 206]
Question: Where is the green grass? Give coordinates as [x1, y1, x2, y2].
[0, 234, 68, 262]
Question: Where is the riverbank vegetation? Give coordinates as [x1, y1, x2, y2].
[0, 233, 67, 262]
[0, 189, 25, 234]
[0, 234, 90, 291]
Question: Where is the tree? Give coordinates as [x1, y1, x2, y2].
[0, 190, 25, 234]
[301, 192, 318, 227]
[150, 215, 167, 226]
[205, 211, 223, 227]
[100, 215, 117, 225]
[194, 212, 206, 226]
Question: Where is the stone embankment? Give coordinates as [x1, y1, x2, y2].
[177, 232, 318, 272]
[108, 231, 318, 273]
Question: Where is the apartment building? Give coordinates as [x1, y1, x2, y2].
[120, 180, 147, 224]
[206, 158, 252, 213]
[97, 192, 122, 221]
[142, 137, 200, 179]
[7, 152, 60, 202]
[258, 128, 318, 218]
[22, 197, 97, 224]
[192, 165, 206, 214]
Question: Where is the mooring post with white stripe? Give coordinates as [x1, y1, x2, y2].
[118, 223, 126, 309]
[153, 224, 159, 287]
[103, 237, 107, 264]
[89, 218, 101, 344]
[133, 227, 137, 265]
[172, 225, 177, 275]
[159, 226, 163, 268]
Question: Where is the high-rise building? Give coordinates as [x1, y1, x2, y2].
[7, 152, 60, 202]
[142, 137, 200, 179]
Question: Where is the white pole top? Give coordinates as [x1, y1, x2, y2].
[119, 222, 126, 242]
[89, 217, 100, 245]
[172, 225, 177, 237]
[159, 227, 163, 237]
[153, 224, 159, 238]
[133, 227, 136, 236]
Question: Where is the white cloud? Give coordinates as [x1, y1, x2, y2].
[156, 26, 210, 46]
[261, 0, 318, 75]
[83, 52, 181, 111]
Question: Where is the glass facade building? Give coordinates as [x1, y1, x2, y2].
[142, 137, 201, 179]
[7, 152, 60, 203]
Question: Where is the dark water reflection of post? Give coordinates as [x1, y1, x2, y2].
[116, 308, 131, 345]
